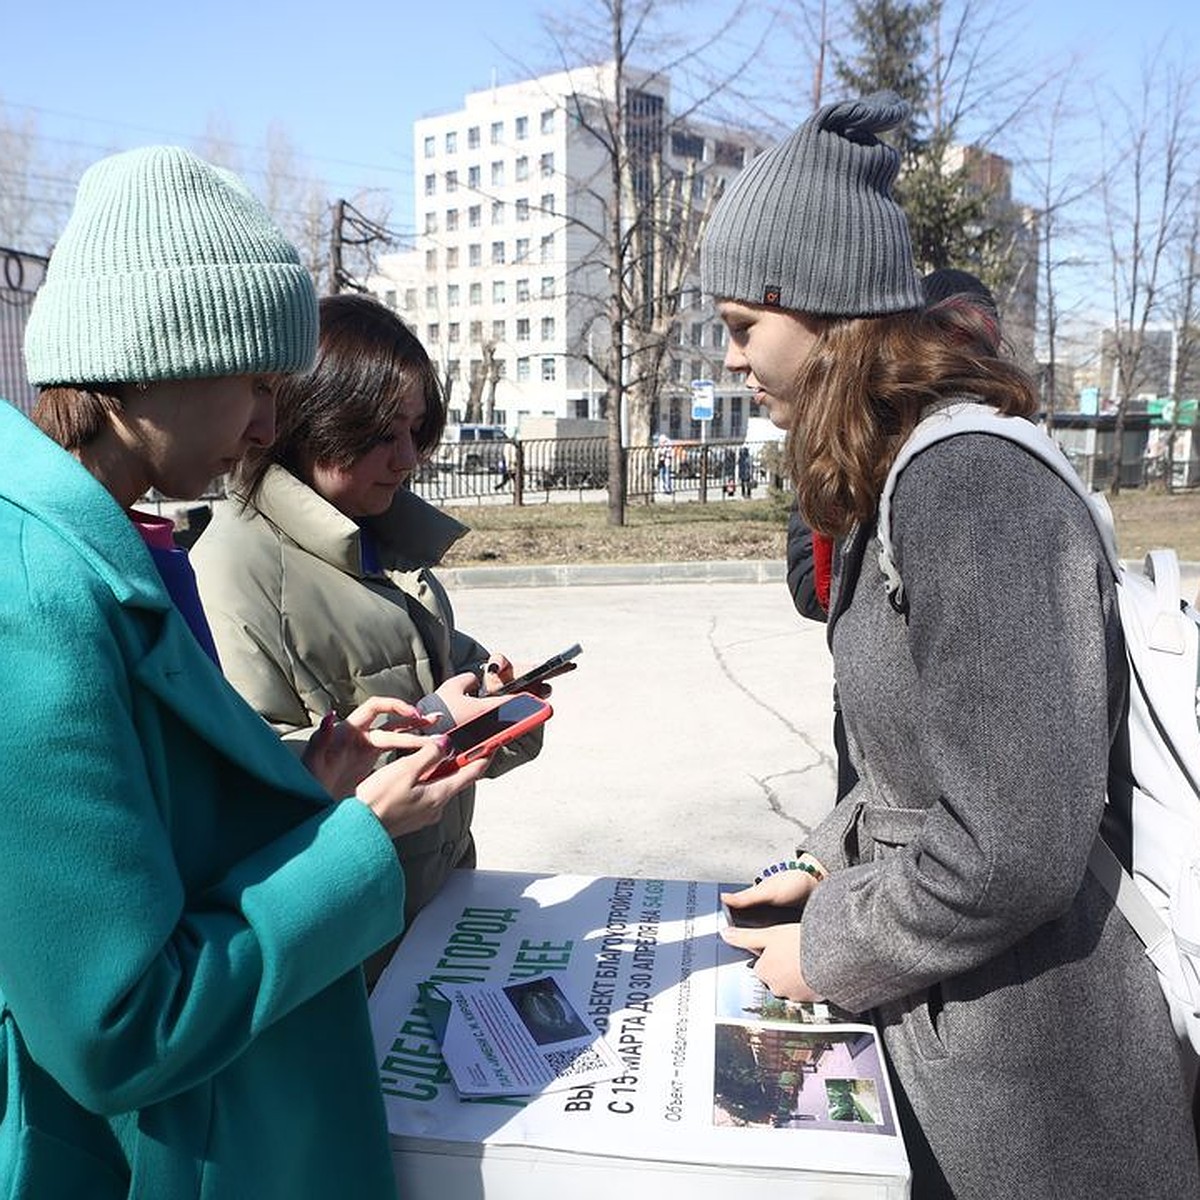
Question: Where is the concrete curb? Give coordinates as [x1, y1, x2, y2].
[437, 559, 787, 589]
[439, 557, 1200, 593]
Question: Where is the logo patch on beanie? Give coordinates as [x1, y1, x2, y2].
[762, 285, 782, 307]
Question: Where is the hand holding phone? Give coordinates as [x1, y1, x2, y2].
[493, 644, 582, 696]
[419, 693, 553, 782]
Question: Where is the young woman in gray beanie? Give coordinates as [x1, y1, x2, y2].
[708, 95, 1199, 1197]
[0, 145, 486, 1198]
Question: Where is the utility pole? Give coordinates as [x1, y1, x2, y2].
[328, 199, 345, 296]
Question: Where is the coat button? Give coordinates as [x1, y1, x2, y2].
[440, 841, 457, 858]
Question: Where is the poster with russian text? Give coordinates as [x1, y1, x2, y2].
[370, 871, 906, 1183]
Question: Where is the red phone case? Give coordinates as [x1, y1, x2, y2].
[420, 695, 552, 782]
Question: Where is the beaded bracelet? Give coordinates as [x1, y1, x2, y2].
[753, 855, 826, 886]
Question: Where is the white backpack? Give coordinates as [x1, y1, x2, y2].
[877, 401, 1200, 1065]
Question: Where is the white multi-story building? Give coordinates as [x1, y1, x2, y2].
[371, 64, 764, 440]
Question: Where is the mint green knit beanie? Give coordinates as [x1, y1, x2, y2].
[24, 145, 318, 386]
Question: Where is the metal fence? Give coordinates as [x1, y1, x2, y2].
[406, 437, 788, 506]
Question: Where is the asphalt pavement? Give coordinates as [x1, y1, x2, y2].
[451, 571, 841, 886]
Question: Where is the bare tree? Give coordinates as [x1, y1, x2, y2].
[1160, 198, 1200, 490]
[0, 100, 77, 254]
[1020, 72, 1104, 427]
[537, 0, 772, 525]
[1098, 54, 1198, 494]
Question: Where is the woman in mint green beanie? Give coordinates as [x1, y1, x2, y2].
[0, 145, 486, 1198]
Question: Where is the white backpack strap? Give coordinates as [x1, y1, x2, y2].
[1088, 832, 1171, 952]
[877, 401, 1122, 607]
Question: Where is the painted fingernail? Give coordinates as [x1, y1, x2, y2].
[436, 734, 451, 752]
[486, 663, 501, 675]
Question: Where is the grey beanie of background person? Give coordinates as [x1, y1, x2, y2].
[24, 145, 318, 386]
[701, 92, 923, 316]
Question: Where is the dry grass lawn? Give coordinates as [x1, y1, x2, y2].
[441, 488, 1200, 567]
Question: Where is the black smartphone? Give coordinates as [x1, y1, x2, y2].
[724, 902, 806, 929]
[493, 643, 582, 696]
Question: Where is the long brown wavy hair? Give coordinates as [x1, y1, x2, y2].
[789, 301, 1037, 537]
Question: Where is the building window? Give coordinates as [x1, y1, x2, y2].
[515, 156, 529, 181]
[490, 121, 503, 145]
[468, 125, 480, 149]
[383, 289, 397, 309]
[446, 246, 459, 269]
[541, 192, 555, 215]
[448, 322, 460, 343]
[516, 198, 530, 221]
[516, 318, 530, 341]
[710, 324, 725, 348]
[468, 204, 481, 228]
[540, 234, 554, 263]
[540, 152, 554, 178]
[669, 358, 682, 382]
[468, 243, 481, 267]
[445, 131, 458, 154]
[492, 319, 506, 341]
[469, 321, 482, 344]
[730, 395, 744, 435]
[541, 356, 556, 381]
[670, 130, 705, 160]
[516, 278, 530, 302]
[515, 115, 529, 140]
[446, 208, 459, 232]
[689, 322, 703, 347]
[491, 241, 505, 265]
[469, 282, 482, 305]
[491, 161, 504, 187]
[427, 323, 440, 343]
[424, 173, 436, 196]
[517, 356, 530, 381]
[492, 280, 506, 304]
[467, 165, 480, 189]
[540, 109, 555, 135]
[404, 288, 417, 309]
[445, 170, 459, 193]
[541, 316, 555, 340]
[515, 237, 530, 262]
[540, 275, 555, 299]
[424, 211, 437, 234]
[495, 359, 507, 379]
[491, 200, 505, 223]
[714, 140, 745, 169]
[425, 248, 437, 270]
[423, 135, 436, 158]
[447, 284, 460, 307]
[425, 286, 437, 306]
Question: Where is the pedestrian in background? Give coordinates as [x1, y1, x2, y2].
[704, 93, 1198, 1197]
[0, 146, 485, 1198]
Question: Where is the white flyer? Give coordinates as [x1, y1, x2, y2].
[425, 972, 624, 1097]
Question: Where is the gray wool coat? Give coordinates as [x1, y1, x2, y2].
[800, 434, 1199, 1198]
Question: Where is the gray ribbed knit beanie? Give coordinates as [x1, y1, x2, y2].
[24, 145, 318, 386]
[701, 92, 923, 317]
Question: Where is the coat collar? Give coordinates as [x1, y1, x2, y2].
[0, 402, 167, 613]
[246, 465, 469, 577]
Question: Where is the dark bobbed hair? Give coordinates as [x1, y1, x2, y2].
[237, 293, 445, 505]
[32, 386, 125, 450]
[788, 303, 1037, 538]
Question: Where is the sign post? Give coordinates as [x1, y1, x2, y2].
[691, 380, 715, 501]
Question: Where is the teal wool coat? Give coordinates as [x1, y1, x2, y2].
[0, 402, 405, 1199]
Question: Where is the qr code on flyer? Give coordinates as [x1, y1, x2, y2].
[544, 1045, 608, 1079]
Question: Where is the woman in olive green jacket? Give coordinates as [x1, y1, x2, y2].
[193, 295, 540, 982]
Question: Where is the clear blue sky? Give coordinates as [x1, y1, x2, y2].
[3, 0, 1197, 245]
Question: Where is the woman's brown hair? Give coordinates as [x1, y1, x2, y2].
[237, 293, 445, 506]
[789, 303, 1037, 537]
[32, 387, 123, 450]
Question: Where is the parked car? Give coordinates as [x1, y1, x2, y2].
[435, 423, 511, 473]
